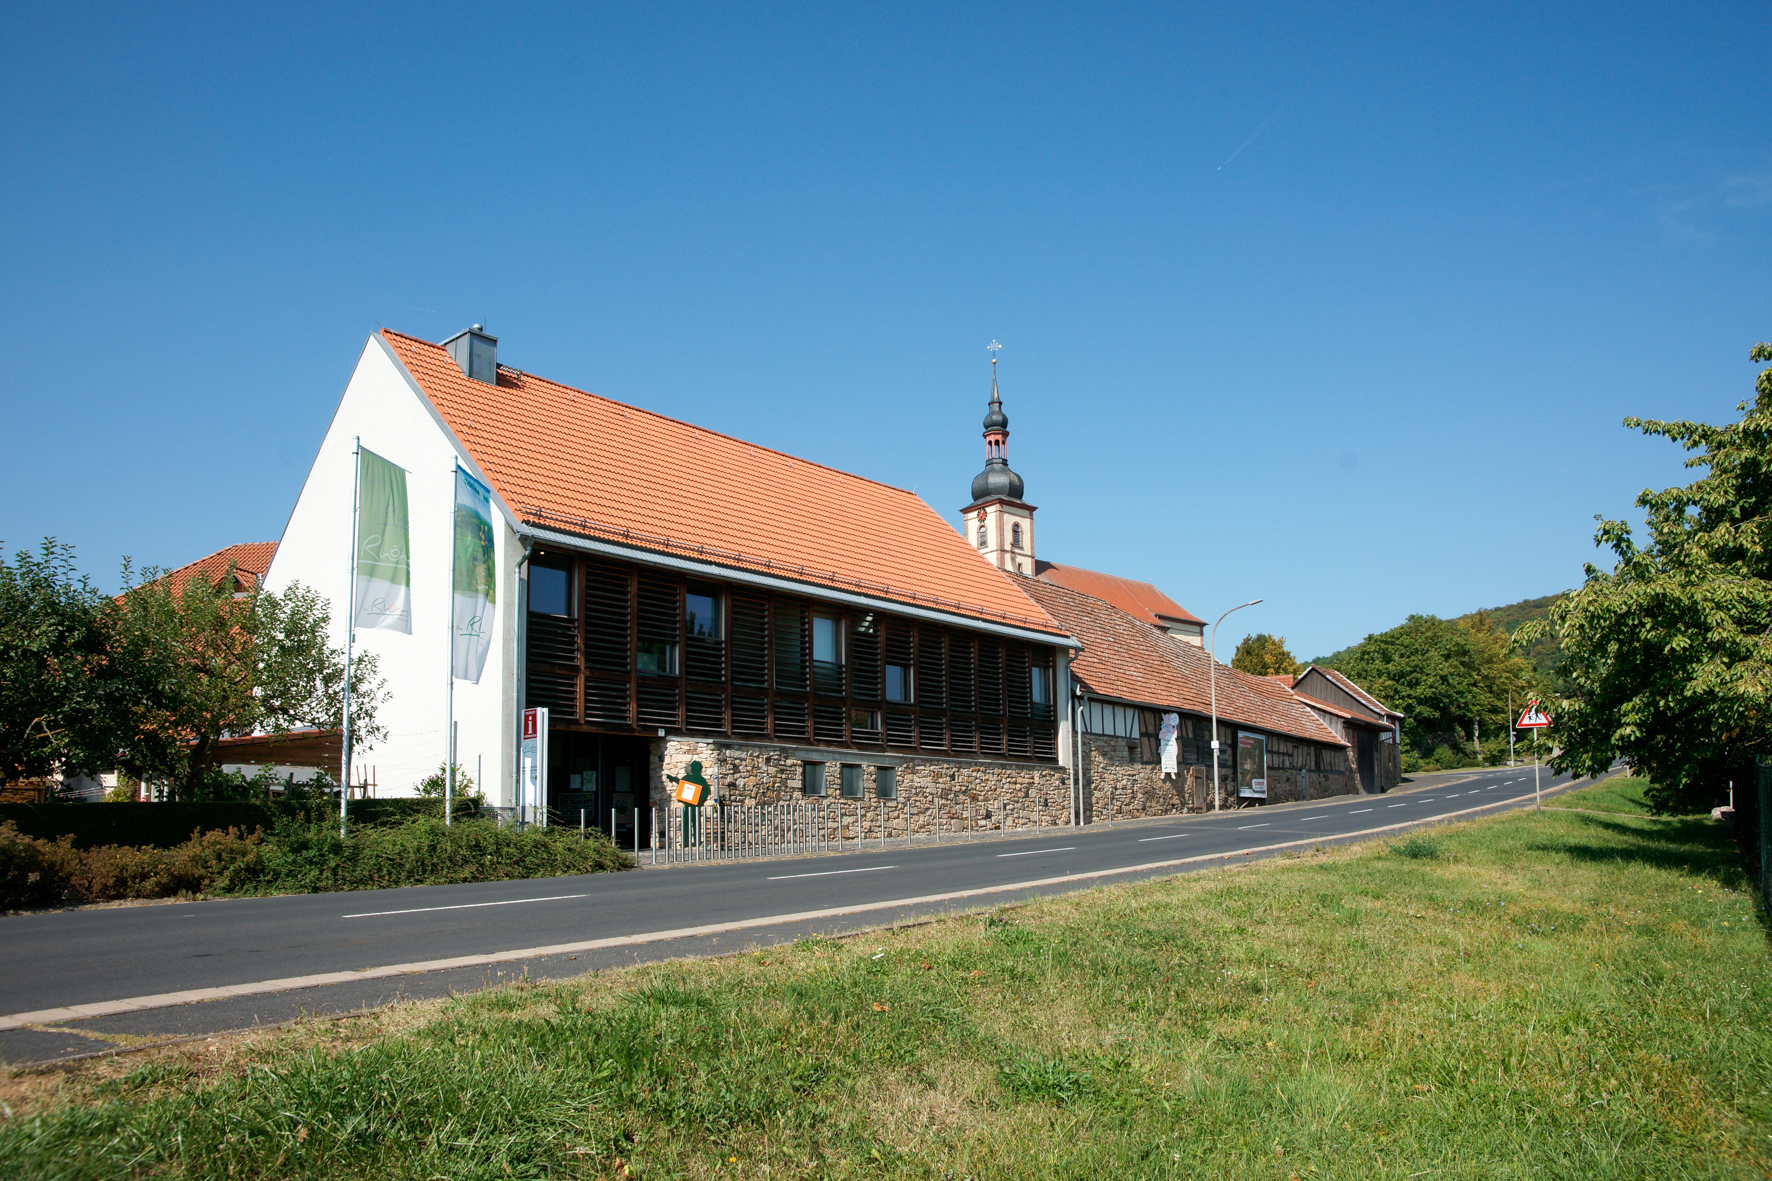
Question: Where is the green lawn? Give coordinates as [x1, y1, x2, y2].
[1544, 774, 1691, 817]
[4, 800, 1769, 1179]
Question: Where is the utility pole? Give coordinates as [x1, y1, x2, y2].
[1209, 599, 1263, 810]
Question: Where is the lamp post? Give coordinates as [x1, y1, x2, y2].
[1209, 599, 1263, 811]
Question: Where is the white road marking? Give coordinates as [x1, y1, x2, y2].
[1237, 823, 1270, 829]
[1137, 833, 1190, 842]
[343, 894, 587, 919]
[1351, 808, 1373, 813]
[1387, 804, 1406, 808]
[0, 781, 1595, 1032]
[998, 847, 1077, 858]
[767, 865, 898, 880]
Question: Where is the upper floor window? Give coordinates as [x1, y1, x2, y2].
[885, 662, 912, 703]
[1031, 664, 1050, 708]
[685, 589, 720, 639]
[529, 564, 572, 616]
[812, 613, 844, 695]
[1011, 523, 1023, 549]
[977, 523, 987, 548]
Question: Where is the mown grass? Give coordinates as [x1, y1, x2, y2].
[4, 802, 1769, 1179]
[1544, 775, 1689, 817]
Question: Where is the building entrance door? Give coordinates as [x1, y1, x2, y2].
[548, 732, 650, 848]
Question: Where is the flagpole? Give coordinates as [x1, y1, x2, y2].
[341, 437, 362, 840]
[446, 462, 457, 826]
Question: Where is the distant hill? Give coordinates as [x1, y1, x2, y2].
[1313, 592, 1571, 692]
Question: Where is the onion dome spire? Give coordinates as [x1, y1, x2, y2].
[969, 341, 1025, 503]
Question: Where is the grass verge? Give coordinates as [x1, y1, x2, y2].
[3, 802, 1768, 1178]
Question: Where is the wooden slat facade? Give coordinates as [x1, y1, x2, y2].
[526, 552, 1059, 761]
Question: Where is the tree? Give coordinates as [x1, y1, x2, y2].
[0, 540, 123, 787]
[1528, 343, 1772, 813]
[1231, 633, 1300, 677]
[1324, 613, 1541, 752]
[106, 561, 386, 801]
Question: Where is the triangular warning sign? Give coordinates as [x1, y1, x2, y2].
[1517, 703, 1552, 728]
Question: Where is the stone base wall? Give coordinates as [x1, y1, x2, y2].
[655, 738, 1072, 838]
[1081, 732, 1360, 816]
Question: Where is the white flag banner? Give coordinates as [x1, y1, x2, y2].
[353, 446, 411, 632]
[1159, 712, 1180, 777]
[451, 468, 497, 682]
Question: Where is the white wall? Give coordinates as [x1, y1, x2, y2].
[264, 336, 523, 805]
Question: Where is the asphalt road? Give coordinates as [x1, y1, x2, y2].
[0, 763, 1596, 1063]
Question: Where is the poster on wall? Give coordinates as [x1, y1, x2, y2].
[1159, 713, 1180, 777]
[451, 467, 497, 682]
[520, 707, 548, 826]
[1237, 731, 1268, 798]
[353, 446, 411, 632]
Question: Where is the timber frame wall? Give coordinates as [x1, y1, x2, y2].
[525, 551, 1060, 761]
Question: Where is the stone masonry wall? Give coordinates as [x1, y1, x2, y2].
[1082, 730, 1360, 818]
[655, 738, 1072, 840]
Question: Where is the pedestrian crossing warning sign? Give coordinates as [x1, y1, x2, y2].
[1517, 702, 1552, 728]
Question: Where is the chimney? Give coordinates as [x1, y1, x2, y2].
[443, 324, 498, 384]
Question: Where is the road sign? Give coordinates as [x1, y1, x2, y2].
[1517, 702, 1552, 728]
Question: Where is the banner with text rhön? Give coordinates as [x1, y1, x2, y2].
[353, 446, 411, 632]
[451, 467, 497, 682]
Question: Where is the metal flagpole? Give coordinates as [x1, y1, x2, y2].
[446, 462, 458, 826]
[340, 437, 362, 840]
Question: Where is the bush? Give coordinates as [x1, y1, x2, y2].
[0, 816, 627, 909]
[1389, 836, 1443, 859]
[1430, 744, 1462, 769]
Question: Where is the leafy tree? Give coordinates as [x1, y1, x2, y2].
[1324, 612, 1541, 752]
[1231, 633, 1300, 677]
[106, 560, 386, 801]
[0, 540, 123, 787]
[416, 761, 479, 803]
[1529, 343, 1772, 813]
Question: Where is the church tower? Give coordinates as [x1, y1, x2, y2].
[961, 345, 1036, 575]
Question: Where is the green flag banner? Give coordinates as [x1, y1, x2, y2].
[353, 446, 411, 633]
[451, 467, 497, 681]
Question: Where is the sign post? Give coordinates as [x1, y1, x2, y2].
[520, 707, 548, 827]
[1517, 700, 1553, 812]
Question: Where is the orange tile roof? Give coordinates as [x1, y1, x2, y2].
[151, 542, 278, 595]
[379, 331, 1067, 637]
[1266, 674, 1296, 688]
[1018, 577, 1346, 747]
[1033, 561, 1204, 627]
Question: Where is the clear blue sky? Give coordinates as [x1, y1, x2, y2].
[3, 2, 1767, 658]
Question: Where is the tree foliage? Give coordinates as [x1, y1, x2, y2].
[1533, 343, 1772, 813]
[0, 540, 384, 801]
[1322, 611, 1542, 752]
[0, 540, 121, 783]
[1231, 633, 1300, 677]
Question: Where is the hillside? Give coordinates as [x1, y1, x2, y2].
[1313, 592, 1570, 691]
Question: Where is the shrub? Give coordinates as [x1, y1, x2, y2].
[0, 822, 80, 908]
[1430, 744, 1461, 769]
[1390, 836, 1443, 859]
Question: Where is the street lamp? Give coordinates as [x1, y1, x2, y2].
[1209, 599, 1263, 811]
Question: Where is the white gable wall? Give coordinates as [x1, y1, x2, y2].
[264, 335, 523, 805]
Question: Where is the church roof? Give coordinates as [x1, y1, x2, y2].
[1033, 561, 1204, 627]
[378, 330, 1068, 638]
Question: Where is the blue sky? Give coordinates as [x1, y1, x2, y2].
[3, 2, 1768, 658]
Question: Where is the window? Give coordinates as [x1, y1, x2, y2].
[802, 761, 827, 796]
[885, 663, 911, 703]
[1011, 523, 1023, 549]
[1030, 665, 1049, 708]
[529, 565, 571, 616]
[813, 614, 844, 695]
[840, 764, 864, 798]
[977, 523, 987, 548]
[685, 589, 720, 639]
[874, 765, 898, 799]
[851, 709, 880, 732]
[637, 640, 677, 675]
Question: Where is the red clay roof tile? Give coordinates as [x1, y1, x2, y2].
[1033, 560, 1204, 627]
[148, 542, 278, 596]
[379, 331, 1067, 637]
[1017, 577, 1345, 747]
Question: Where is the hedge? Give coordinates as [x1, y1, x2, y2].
[0, 797, 480, 850]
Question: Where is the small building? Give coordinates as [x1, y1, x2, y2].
[1283, 665, 1405, 793]
[1019, 577, 1358, 816]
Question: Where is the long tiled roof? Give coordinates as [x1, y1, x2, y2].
[1017, 577, 1346, 747]
[379, 330, 1067, 637]
[151, 542, 278, 595]
[1033, 560, 1204, 627]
